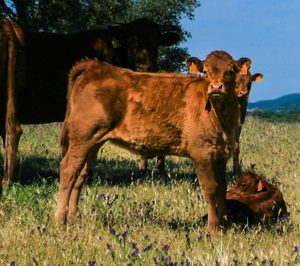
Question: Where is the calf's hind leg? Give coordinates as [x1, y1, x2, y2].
[56, 126, 109, 224]
[55, 145, 89, 224]
[68, 144, 101, 218]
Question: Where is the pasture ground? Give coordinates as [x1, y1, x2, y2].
[0, 116, 299, 265]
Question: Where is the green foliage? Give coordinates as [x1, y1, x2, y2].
[0, 116, 300, 264]
[248, 110, 300, 123]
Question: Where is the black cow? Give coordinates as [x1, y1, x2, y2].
[0, 18, 181, 188]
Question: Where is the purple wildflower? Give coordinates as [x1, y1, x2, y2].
[32, 257, 38, 265]
[142, 243, 153, 253]
[163, 244, 170, 253]
[98, 193, 106, 200]
[232, 258, 238, 265]
[185, 233, 191, 248]
[106, 243, 112, 250]
[293, 243, 300, 252]
[87, 260, 96, 266]
[131, 249, 140, 257]
[10, 262, 16, 266]
[268, 259, 274, 265]
[109, 227, 117, 236]
[197, 234, 203, 241]
[131, 242, 137, 249]
[121, 230, 128, 239]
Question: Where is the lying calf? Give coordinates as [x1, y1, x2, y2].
[203, 172, 288, 226]
[226, 172, 288, 225]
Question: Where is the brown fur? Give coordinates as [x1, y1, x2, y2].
[0, 18, 181, 185]
[56, 51, 245, 235]
[0, 17, 25, 194]
[226, 172, 288, 223]
[187, 56, 263, 175]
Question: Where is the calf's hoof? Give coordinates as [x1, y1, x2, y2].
[55, 210, 67, 225]
[207, 224, 224, 237]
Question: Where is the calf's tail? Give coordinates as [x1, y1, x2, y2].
[60, 123, 69, 157]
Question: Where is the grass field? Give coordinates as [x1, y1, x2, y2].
[0, 116, 299, 265]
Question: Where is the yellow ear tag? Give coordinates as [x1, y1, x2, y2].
[189, 62, 199, 74]
[257, 180, 264, 192]
[112, 38, 122, 48]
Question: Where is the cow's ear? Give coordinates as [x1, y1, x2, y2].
[159, 32, 181, 46]
[237, 57, 252, 75]
[257, 179, 265, 192]
[252, 73, 263, 83]
[186, 57, 203, 74]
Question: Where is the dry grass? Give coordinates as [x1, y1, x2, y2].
[0, 116, 299, 265]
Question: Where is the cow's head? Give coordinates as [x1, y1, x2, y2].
[187, 51, 240, 99]
[112, 19, 181, 72]
[227, 172, 266, 198]
[235, 58, 263, 98]
[187, 53, 263, 99]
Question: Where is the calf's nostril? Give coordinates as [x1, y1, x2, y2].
[210, 84, 223, 90]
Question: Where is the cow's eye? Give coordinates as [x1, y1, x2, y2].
[240, 183, 247, 191]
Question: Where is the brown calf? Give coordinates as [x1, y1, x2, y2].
[226, 172, 288, 224]
[57, 51, 249, 234]
[187, 56, 263, 175]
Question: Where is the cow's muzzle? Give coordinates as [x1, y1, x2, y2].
[208, 83, 225, 96]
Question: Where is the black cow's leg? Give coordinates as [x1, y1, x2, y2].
[138, 156, 148, 177]
[156, 156, 168, 183]
[233, 126, 242, 176]
[3, 29, 22, 185]
[3, 121, 22, 184]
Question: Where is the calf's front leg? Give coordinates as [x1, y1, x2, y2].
[193, 154, 227, 235]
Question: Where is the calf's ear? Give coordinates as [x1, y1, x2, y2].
[257, 179, 265, 192]
[252, 73, 263, 83]
[159, 32, 181, 46]
[186, 57, 203, 74]
[237, 57, 252, 75]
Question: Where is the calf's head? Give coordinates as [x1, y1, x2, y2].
[187, 53, 263, 100]
[235, 58, 263, 98]
[227, 172, 266, 198]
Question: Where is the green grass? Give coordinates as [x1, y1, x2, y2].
[0, 116, 300, 265]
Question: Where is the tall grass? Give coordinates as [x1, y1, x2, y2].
[0, 116, 299, 265]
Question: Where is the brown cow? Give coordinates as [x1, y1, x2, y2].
[0, 17, 25, 195]
[0, 18, 181, 188]
[186, 56, 263, 175]
[226, 172, 288, 224]
[233, 60, 263, 175]
[56, 51, 250, 234]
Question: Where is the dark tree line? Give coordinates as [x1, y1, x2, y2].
[0, 0, 201, 71]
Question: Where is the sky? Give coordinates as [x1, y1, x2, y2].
[181, 0, 300, 102]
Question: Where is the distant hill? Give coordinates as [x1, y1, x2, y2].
[248, 93, 300, 112]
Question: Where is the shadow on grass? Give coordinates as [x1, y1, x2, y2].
[1, 154, 239, 189]
[0, 155, 198, 187]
